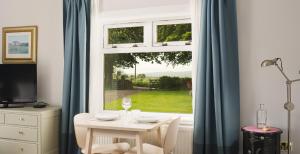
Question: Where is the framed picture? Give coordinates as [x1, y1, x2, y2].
[2, 26, 37, 64]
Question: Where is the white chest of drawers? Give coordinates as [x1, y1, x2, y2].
[0, 106, 60, 154]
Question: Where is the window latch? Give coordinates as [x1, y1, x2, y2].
[185, 41, 192, 45]
[162, 42, 168, 46]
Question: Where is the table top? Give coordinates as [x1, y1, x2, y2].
[75, 113, 174, 132]
[241, 126, 283, 134]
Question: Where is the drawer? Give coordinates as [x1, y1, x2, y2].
[0, 140, 37, 154]
[0, 126, 38, 142]
[5, 113, 38, 126]
[0, 112, 4, 124]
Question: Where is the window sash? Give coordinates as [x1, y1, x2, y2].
[103, 51, 193, 114]
[153, 19, 192, 47]
[103, 22, 150, 48]
[103, 19, 192, 49]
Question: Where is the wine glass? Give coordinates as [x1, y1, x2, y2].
[122, 97, 132, 117]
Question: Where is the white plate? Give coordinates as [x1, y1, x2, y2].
[136, 116, 159, 123]
[95, 113, 119, 121]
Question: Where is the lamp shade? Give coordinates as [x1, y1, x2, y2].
[261, 58, 280, 67]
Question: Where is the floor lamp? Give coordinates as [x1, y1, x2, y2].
[261, 58, 300, 154]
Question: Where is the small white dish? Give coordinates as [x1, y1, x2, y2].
[136, 116, 159, 123]
[95, 113, 119, 121]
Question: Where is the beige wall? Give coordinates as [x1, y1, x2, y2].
[237, 0, 300, 153]
[0, 0, 64, 106]
[1, 0, 300, 152]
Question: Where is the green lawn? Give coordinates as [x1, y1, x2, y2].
[104, 90, 192, 113]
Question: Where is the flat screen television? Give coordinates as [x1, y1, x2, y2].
[0, 64, 37, 107]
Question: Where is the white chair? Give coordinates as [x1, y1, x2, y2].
[74, 113, 130, 154]
[124, 117, 181, 154]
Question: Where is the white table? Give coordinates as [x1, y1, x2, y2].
[75, 113, 172, 154]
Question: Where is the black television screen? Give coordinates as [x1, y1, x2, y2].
[0, 64, 37, 104]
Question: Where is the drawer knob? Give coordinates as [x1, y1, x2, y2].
[19, 117, 24, 121]
[20, 147, 24, 152]
[18, 131, 24, 135]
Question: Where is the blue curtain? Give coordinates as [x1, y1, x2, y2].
[60, 0, 90, 154]
[193, 0, 240, 154]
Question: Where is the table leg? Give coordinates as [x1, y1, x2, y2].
[156, 127, 162, 147]
[85, 128, 93, 154]
[136, 134, 143, 154]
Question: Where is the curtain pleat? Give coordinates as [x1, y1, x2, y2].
[193, 0, 240, 153]
[60, 0, 90, 153]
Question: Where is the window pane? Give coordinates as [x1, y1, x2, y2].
[157, 23, 192, 42]
[104, 51, 192, 113]
[108, 26, 144, 44]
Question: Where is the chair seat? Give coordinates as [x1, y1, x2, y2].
[124, 143, 163, 154]
[81, 142, 130, 154]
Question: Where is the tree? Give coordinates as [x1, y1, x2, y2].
[137, 74, 146, 79]
[105, 24, 192, 89]
[109, 27, 143, 44]
[157, 24, 192, 42]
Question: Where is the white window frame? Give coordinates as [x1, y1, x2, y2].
[103, 22, 151, 48]
[89, 5, 196, 125]
[100, 16, 193, 114]
[153, 18, 192, 47]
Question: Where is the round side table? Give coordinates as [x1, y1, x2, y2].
[241, 126, 282, 154]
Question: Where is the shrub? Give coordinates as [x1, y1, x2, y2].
[132, 80, 149, 87]
[159, 76, 192, 90]
[149, 79, 160, 89]
[159, 76, 181, 90]
[117, 79, 133, 90]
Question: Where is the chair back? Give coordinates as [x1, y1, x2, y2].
[74, 113, 89, 149]
[163, 117, 181, 154]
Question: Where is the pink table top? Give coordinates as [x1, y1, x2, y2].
[242, 126, 282, 134]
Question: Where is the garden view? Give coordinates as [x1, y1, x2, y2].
[104, 23, 192, 113]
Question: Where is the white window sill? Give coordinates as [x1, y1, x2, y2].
[103, 110, 194, 127]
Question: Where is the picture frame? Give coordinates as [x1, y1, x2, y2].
[2, 26, 38, 64]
